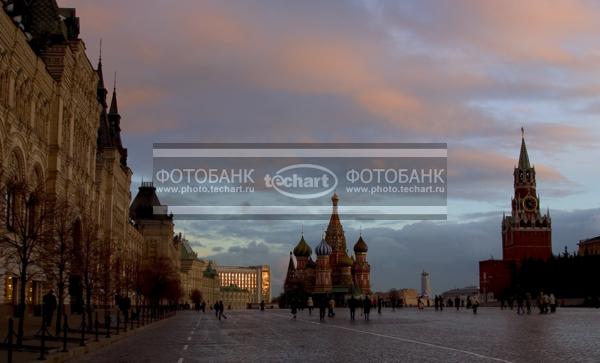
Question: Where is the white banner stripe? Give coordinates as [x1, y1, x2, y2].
[157, 206, 447, 215]
[153, 149, 447, 158]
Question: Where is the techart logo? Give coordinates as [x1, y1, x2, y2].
[264, 164, 338, 199]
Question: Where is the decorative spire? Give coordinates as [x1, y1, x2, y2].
[518, 127, 531, 170]
[287, 252, 295, 271]
[109, 72, 119, 115]
[97, 39, 104, 89]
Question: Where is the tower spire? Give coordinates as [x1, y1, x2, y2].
[109, 72, 119, 115]
[518, 127, 531, 170]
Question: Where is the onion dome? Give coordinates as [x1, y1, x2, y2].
[293, 235, 312, 257]
[354, 235, 368, 253]
[315, 237, 332, 256]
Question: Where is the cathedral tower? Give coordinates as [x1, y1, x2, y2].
[502, 128, 552, 261]
[352, 234, 371, 294]
[314, 236, 332, 293]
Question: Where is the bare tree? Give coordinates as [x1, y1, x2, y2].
[43, 198, 77, 335]
[0, 180, 53, 346]
[190, 289, 203, 307]
[140, 257, 181, 307]
[78, 208, 101, 328]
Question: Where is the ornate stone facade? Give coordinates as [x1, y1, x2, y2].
[0, 0, 142, 312]
[284, 193, 371, 301]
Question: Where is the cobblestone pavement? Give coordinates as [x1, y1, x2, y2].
[68, 307, 600, 363]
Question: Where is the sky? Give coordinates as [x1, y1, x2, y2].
[63, 0, 600, 295]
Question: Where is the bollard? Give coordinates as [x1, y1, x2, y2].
[8, 318, 14, 363]
[95, 312, 99, 342]
[61, 314, 68, 353]
[38, 315, 46, 360]
[116, 311, 120, 335]
[80, 315, 86, 347]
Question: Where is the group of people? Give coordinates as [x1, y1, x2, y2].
[430, 295, 480, 314]
[500, 292, 558, 315]
[290, 296, 375, 322]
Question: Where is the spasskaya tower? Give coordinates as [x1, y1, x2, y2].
[502, 128, 552, 261]
[480, 128, 553, 299]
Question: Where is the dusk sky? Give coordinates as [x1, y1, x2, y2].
[64, 0, 600, 295]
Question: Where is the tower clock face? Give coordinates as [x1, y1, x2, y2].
[523, 196, 537, 212]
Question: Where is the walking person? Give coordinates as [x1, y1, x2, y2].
[307, 296, 314, 316]
[455, 296, 460, 311]
[218, 300, 227, 320]
[470, 295, 479, 314]
[214, 302, 219, 318]
[348, 296, 356, 321]
[363, 296, 371, 321]
[377, 297, 382, 315]
[291, 300, 298, 320]
[549, 293, 557, 313]
[516, 294, 525, 315]
[42, 290, 57, 327]
[327, 297, 335, 318]
[525, 292, 532, 315]
[319, 297, 326, 322]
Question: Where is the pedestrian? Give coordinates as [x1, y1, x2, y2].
[516, 294, 525, 315]
[214, 302, 219, 317]
[439, 296, 444, 311]
[327, 297, 335, 318]
[42, 290, 57, 327]
[218, 300, 227, 320]
[470, 295, 479, 314]
[260, 300, 265, 311]
[319, 297, 326, 322]
[549, 293, 556, 313]
[455, 296, 460, 311]
[363, 296, 371, 321]
[525, 292, 532, 315]
[434, 295, 439, 311]
[307, 296, 314, 316]
[377, 297, 382, 314]
[348, 296, 356, 321]
[291, 300, 297, 319]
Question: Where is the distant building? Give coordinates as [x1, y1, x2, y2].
[578, 236, 600, 256]
[130, 182, 181, 273]
[179, 237, 220, 306]
[220, 285, 251, 310]
[399, 288, 419, 307]
[440, 286, 481, 305]
[217, 265, 270, 304]
[479, 129, 552, 299]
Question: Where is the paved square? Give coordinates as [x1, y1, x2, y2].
[70, 308, 600, 362]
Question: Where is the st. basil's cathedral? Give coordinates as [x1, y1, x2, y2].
[284, 193, 371, 300]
